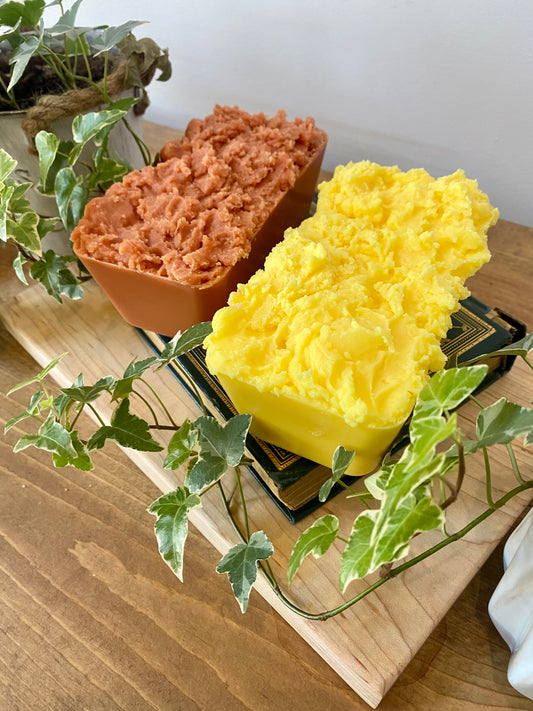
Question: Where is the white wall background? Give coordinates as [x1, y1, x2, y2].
[68, 0, 532, 226]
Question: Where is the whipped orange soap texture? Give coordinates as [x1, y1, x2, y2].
[204, 161, 499, 475]
[70, 105, 326, 288]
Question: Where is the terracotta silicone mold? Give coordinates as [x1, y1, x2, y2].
[71, 106, 328, 336]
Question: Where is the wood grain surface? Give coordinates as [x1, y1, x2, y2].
[1, 122, 533, 710]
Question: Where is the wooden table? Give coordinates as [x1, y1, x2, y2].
[1, 123, 533, 710]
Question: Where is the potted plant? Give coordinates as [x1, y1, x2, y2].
[0, 0, 171, 300]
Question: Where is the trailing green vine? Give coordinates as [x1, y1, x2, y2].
[4, 323, 533, 615]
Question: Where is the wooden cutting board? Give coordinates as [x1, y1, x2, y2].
[2, 278, 532, 708]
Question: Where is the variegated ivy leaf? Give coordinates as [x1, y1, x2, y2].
[112, 356, 158, 400]
[364, 463, 394, 501]
[319, 446, 354, 502]
[70, 108, 133, 164]
[12, 251, 29, 284]
[371, 422, 454, 547]
[465, 397, 533, 452]
[186, 413, 252, 494]
[13, 411, 78, 460]
[0, 182, 15, 242]
[339, 483, 445, 591]
[407, 412, 458, 470]
[461, 331, 533, 364]
[195, 413, 252, 468]
[4, 390, 45, 433]
[164, 420, 198, 470]
[0, 148, 17, 182]
[29, 251, 83, 302]
[287, 514, 339, 584]
[147, 487, 202, 581]
[35, 131, 60, 188]
[158, 321, 213, 366]
[7, 353, 68, 395]
[87, 398, 163, 453]
[52, 430, 93, 471]
[413, 365, 489, 417]
[7, 211, 42, 254]
[216, 530, 274, 613]
[61, 375, 115, 404]
[187, 450, 228, 494]
[54, 166, 90, 231]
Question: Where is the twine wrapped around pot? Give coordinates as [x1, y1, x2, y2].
[21, 58, 153, 150]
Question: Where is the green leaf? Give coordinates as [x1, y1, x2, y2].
[0, 183, 15, 242]
[4, 390, 44, 432]
[35, 131, 60, 188]
[87, 398, 163, 452]
[408, 412, 458, 470]
[6, 180, 32, 213]
[45, 0, 83, 34]
[339, 487, 445, 591]
[54, 166, 88, 231]
[163, 420, 198, 470]
[186, 449, 228, 494]
[195, 413, 251, 468]
[7, 353, 67, 395]
[0, 148, 17, 181]
[156, 46, 172, 82]
[364, 463, 394, 501]
[13, 411, 78, 459]
[461, 332, 533, 363]
[158, 322, 213, 366]
[90, 20, 146, 55]
[71, 108, 131, 152]
[111, 356, 158, 400]
[85, 157, 129, 191]
[413, 365, 489, 417]
[12, 251, 29, 284]
[148, 487, 202, 581]
[0, 0, 45, 27]
[62, 30, 90, 58]
[29, 251, 83, 302]
[216, 531, 274, 613]
[117, 35, 171, 88]
[7, 33, 41, 92]
[319, 446, 354, 502]
[61, 375, 115, 404]
[471, 398, 533, 450]
[6, 211, 42, 254]
[52, 430, 93, 470]
[338, 511, 377, 589]
[287, 515, 339, 584]
[37, 215, 60, 240]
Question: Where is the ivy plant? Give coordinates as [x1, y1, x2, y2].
[0, 0, 171, 299]
[1, 105, 135, 301]
[4, 324, 533, 616]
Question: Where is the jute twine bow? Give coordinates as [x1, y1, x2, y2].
[21, 59, 152, 151]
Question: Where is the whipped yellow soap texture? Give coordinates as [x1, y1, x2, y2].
[204, 161, 498, 476]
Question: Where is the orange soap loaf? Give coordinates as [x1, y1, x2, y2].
[204, 161, 499, 476]
[70, 105, 327, 335]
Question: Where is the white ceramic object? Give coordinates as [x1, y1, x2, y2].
[488, 507, 533, 700]
[1, 96, 144, 255]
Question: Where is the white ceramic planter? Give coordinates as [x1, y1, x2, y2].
[489, 507, 533, 700]
[1, 99, 144, 254]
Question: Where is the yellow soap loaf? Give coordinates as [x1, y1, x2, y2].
[204, 161, 499, 476]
